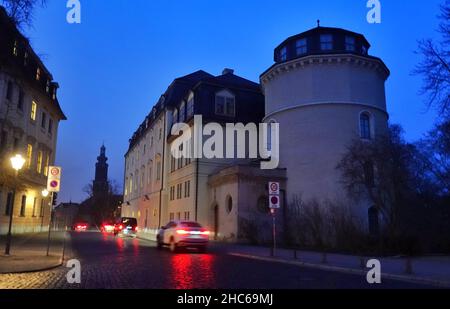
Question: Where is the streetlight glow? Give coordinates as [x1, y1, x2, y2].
[42, 189, 49, 197]
[10, 154, 26, 171]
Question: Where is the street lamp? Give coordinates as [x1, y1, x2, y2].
[5, 154, 26, 255]
[42, 189, 49, 198]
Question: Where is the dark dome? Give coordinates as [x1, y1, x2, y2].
[273, 26, 371, 63]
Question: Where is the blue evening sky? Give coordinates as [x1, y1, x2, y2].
[24, 0, 442, 203]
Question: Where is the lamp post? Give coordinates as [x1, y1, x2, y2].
[5, 154, 26, 255]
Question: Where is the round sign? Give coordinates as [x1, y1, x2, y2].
[270, 183, 278, 192]
[50, 168, 60, 176]
[271, 196, 279, 205]
[50, 180, 59, 188]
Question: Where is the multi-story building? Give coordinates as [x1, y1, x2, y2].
[0, 7, 66, 234]
[123, 25, 390, 242]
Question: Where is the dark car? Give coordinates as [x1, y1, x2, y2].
[73, 221, 88, 231]
[114, 217, 138, 237]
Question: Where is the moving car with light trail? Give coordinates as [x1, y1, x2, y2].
[157, 221, 210, 253]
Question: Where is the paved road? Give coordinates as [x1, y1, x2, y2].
[0, 232, 437, 289]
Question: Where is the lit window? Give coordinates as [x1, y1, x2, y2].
[36, 67, 41, 81]
[280, 46, 287, 61]
[215, 91, 235, 117]
[296, 38, 307, 55]
[37, 151, 43, 174]
[360, 113, 371, 140]
[43, 154, 49, 176]
[31, 101, 37, 121]
[13, 40, 18, 56]
[320, 34, 333, 50]
[345, 36, 355, 52]
[26, 144, 33, 169]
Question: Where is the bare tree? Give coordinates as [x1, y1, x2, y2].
[1, 0, 47, 28]
[414, 1, 450, 116]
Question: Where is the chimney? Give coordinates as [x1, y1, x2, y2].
[222, 68, 234, 75]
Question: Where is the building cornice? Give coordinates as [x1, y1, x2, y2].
[260, 54, 390, 86]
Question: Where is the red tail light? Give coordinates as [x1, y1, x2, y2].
[134, 226, 138, 231]
[200, 230, 210, 235]
[119, 224, 123, 230]
[176, 229, 189, 235]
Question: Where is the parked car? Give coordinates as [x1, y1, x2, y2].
[73, 222, 88, 231]
[157, 221, 210, 253]
[100, 221, 115, 233]
[114, 217, 138, 237]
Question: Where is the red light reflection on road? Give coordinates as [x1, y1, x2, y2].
[116, 236, 124, 252]
[170, 253, 216, 289]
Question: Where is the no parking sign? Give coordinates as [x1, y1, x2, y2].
[47, 166, 62, 192]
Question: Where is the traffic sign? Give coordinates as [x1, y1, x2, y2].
[47, 166, 62, 192]
[269, 182, 279, 195]
[269, 194, 280, 209]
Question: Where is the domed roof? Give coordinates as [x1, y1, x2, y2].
[273, 26, 371, 63]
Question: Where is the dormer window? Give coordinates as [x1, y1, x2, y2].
[296, 38, 307, 55]
[36, 67, 41, 81]
[345, 36, 355, 52]
[361, 45, 368, 55]
[215, 90, 235, 117]
[280, 46, 287, 61]
[179, 101, 186, 123]
[13, 40, 18, 56]
[320, 34, 333, 51]
[187, 93, 194, 118]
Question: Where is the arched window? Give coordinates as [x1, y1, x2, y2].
[368, 206, 380, 236]
[226, 196, 233, 214]
[360, 112, 372, 140]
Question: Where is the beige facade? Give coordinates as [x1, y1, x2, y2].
[0, 71, 64, 234]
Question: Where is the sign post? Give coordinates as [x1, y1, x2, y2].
[268, 182, 280, 257]
[46, 166, 61, 256]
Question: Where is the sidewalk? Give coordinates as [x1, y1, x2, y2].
[225, 244, 450, 287]
[0, 231, 67, 273]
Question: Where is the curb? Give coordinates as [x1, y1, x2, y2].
[0, 232, 69, 275]
[228, 252, 450, 288]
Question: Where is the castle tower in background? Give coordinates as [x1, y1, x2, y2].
[93, 144, 109, 196]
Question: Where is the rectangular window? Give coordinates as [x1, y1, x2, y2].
[184, 212, 190, 220]
[156, 162, 161, 180]
[187, 96, 194, 118]
[296, 38, 307, 55]
[18, 89, 24, 110]
[177, 184, 182, 199]
[32, 197, 37, 217]
[184, 181, 190, 198]
[169, 213, 174, 221]
[41, 112, 47, 129]
[345, 36, 355, 51]
[37, 151, 43, 174]
[26, 144, 33, 169]
[40, 199, 45, 217]
[280, 46, 287, 61]
[179, 103, 186, 123]
[6, 81, 13, 101]
[36, 67, 41, 81]
[177, 212, 181, 220]
[320, 34, 333, 50]
[13, 40, 18, 56]
[215, 96, 235, 117]
[20, 195, 26, 217]
[5, 192, 13, 216]
[48, 118, 53, 135]
[215, 96, 225, 115]
[43, 154, 50, 176]
[31, 101, 37, 121]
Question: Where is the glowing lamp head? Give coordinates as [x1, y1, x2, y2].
[42, 189, 49, 197]
[10, 154, 26, 171]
